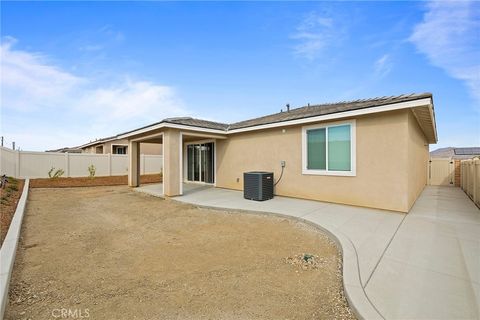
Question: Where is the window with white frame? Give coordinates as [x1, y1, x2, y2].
[302, 120, 355, 176]
[112, 145, 128, 155]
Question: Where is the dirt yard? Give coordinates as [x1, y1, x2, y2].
[0, 177, 25, 246]
[29, 173, 162, 188]
[7, 186, 355, 320]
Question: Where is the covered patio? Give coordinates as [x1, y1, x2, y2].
[118, 119, 228, 197]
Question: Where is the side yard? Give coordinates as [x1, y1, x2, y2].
[6, 186, 354, 320]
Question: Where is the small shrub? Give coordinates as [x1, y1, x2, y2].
[88, 164, 96, 178]
[7, 184, 18, 192]
[48, 167, 64, 179]
[302, 253, 314, 262]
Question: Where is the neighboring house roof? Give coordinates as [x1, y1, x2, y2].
[430, 147, 480, 159]
[118, 92, 437, 143]
[454, 147, 480, 156]
[430, 147, 454, 158]
[46, 147, 83, 153]
[77, 136, 118, 149]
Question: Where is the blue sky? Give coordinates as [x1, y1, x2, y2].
[1, 1, 479, 151]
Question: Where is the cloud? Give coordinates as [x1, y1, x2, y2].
[1, 37, 84, 112]
[409, 0, 480, 104]
[291, 12, 342, 60]
[374, 54, 392, 78]
[76, 80, 184, 122]
[1, 37, 187, 150]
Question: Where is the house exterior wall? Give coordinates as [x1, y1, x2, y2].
[82, 139, 162, 155]
[407, 111, 429, 210]
[215, 109, 413, 212]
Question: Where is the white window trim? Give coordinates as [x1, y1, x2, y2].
[302, 120, 356, 177]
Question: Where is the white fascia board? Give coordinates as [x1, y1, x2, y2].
[118, 123, 227, 139]
[428, 104, 438, 143]
[227, 97, 433, 134]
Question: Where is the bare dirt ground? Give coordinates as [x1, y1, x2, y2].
[30, 174, 162, 188]
[0, 177, 25, 246]
[6, 186, 355, 320]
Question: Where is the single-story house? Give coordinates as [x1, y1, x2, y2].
[79, 136, 162, 155]
[118, 93, 437, 213]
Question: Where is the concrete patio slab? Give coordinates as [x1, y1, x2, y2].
[136, 183, 480, 319]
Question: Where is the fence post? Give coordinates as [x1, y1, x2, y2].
[471, 161, 474, 197]
[108, 153, 112, 176]
[473, 159, 478, 205]
[15, 150, 20, 178]
[64, 153, 70, 177]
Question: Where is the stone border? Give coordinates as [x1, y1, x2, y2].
[0, 179, 30, 319]
[170, 200, 385, 320]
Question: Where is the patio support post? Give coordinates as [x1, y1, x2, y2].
[128, 140, 140, 187]
[163, 129, 182, 197]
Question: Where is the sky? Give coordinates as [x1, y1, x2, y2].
[1, 1, 479, 151]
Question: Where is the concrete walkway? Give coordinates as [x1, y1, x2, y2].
[366, 186, 480, 319]
[135, 184, 480, 319]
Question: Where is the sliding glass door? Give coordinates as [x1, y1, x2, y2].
[187, 142, 214, 184]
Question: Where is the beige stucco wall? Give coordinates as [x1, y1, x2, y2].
[216, 109, 414, 212]
[163, 129, 181, 196]
[406, 110, 429, 210]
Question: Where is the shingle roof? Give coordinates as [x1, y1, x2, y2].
[227, 93, 432, 130]
[430, 147, 480, 159]
[114, 92, 434, 141]
[454, 147, 480, 156]
[164, 117, 229, 131]
[159, 93, 432, 131]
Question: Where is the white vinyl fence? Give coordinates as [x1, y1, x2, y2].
[0, 146, 162, 179]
